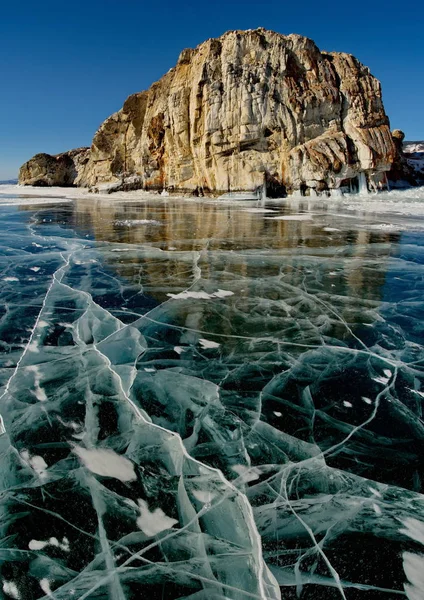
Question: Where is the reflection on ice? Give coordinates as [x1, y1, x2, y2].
[0, 192, 423, 598]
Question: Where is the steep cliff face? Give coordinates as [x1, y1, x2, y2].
[20, 29, 396, 194]
[19, 148, 90, 187]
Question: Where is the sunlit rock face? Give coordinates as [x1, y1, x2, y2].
[18, 148, 90, 187]
[19, 29, 396, 193]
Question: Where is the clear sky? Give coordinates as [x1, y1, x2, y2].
[0, 0, 422, 179]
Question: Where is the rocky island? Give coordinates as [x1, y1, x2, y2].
[19, 28, 415, 195]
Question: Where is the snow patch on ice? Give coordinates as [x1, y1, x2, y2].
[39, 579, 53, 597]
[192, 490, 216, 504]
[403, 552, 424, 600]
[368, 223, 399, 231]
[30, 455, 48, 477]
[373, 375, 390, 385]
[214, 289, 234, 298]
[373, 503, 382, 516]
[400, 517, 424, 546]
[29, 537, 70, 552]
[74, 259, 97, 265]
[73, 446, 137, 482]
[167, 289, 234, 300]
[115, 219, 161, 226]
[232, 464, 261, 483]
[199, 339, 220, 349]
[136, 499, 178, 537]
[2, 581, 20, 599]
[265, 214, 312, 221]
[241, 208, 278, 213]
[401, 518, 424, 600]
[20, 450, 48, 479]
[27, 365, 47, 401]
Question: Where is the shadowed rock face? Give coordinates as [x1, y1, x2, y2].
[19, 29, 396, 193]
[19, 148, 90, 187]
[387, 129, 424, 187]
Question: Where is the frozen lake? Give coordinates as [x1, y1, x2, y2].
[0, 186, 424, 599]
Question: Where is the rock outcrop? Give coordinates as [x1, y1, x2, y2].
[19, 29, 397, 194]
[19, 148, 90, 187]
[387, 130, 424, 187]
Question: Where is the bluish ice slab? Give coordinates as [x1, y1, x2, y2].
[0, 191, 424, 599]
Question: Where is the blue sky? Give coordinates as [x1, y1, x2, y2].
[0, 0, 422, 179]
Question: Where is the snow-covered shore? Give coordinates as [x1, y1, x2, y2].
[0, 183, 167, 204]
[1, 184, 424, 226]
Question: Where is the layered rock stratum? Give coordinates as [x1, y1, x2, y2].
[19, 28, 398, 194]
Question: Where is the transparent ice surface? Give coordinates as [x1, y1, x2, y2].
[0, 190, 424, 599]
